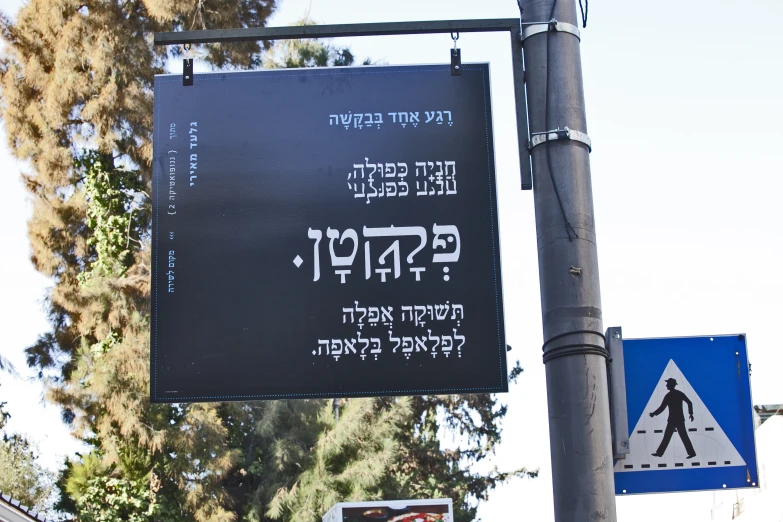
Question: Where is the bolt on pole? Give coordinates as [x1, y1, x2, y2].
[520, 0, 618, 520]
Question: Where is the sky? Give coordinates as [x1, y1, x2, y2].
[0, 0, 781, 521]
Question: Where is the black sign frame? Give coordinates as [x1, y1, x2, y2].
[151, 64, 508, 402]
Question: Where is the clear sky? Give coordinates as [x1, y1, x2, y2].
[0, 0, 781, 521]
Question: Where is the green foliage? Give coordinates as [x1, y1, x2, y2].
[76, 151, 143, 285]
[265, 398, 412, 522]
[0, 389, 56, 514]
[75, 476, 156, 522]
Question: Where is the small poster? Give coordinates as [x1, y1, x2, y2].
[323, 498, 452, 522]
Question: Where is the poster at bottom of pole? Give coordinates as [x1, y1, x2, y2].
[323, 498, 453, 522]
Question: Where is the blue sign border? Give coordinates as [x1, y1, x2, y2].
[615, 334, 758, 494]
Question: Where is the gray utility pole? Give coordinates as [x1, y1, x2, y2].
[521, 0, 617, 520]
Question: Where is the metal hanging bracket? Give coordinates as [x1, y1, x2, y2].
[183, 43, 194, 86]
[529, 126, 592, 152]
[155, 18, 533, 188]
[521, 19, 581, 42]
[450, 32, 461, 76]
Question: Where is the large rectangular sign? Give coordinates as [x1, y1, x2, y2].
[151, 64, 507, 402]
[614, 334, 758, 494]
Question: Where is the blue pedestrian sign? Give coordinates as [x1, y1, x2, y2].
[614, 334, 758, 494]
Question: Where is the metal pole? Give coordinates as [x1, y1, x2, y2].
[520, 0, 617, 520]
[154, 19, 521, 45]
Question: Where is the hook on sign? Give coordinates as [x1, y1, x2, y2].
[450, 32, 461, 76]
[183, 43, 193, 86]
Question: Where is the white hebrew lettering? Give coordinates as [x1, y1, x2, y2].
[434, 304, 450, 320]
[381, 306, 394, 323]
[355, 301, 367, 325]
[326, 228, 359, 283]
[445, 161, 457, 194]
[366, 171, 378, 203]
[415, 161, 428, 196]
[376, 241, 400, 282]
[364, 242, 372, 280]
[432, 224, 461, 263]
[453, 329, 466, 356]
[434, 161, 444, 195]
[441, 335, 453, 352]
[428, 329, 441, 352]
[365, 158, 377, 177]
[414, 305, 427, 326]
[331, 339, 343, 355]
[307, 228, 322, 282]
[389, 331, 401, 352]
[363, 226, 427, 282]
[358, 331, 370, 353]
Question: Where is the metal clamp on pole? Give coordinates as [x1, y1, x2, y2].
[541, 329, 608, 363]
[529, 126, 591, 152]
[521, 19, 581, 42]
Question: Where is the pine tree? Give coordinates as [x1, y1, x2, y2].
[0, 3, 533, 521]
[0, 384, 56, 514]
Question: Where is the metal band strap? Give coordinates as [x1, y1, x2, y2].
[528, 127, 592, 152]
[541, 329, 609, 363]
[521, 20, 581, 42]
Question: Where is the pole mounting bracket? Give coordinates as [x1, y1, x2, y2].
[529, 126, 592, 152]
[521, 19, 581, 42]
[606, 327, 630, 460]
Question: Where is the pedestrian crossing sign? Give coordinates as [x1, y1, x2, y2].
[614, 334, 758, 495]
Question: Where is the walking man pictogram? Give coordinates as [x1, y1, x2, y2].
[649, 378, 696, 458]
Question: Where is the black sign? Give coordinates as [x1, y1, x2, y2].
[151, 64, 507, 402]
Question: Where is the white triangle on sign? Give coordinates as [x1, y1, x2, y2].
[615, 359, 745, 473]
